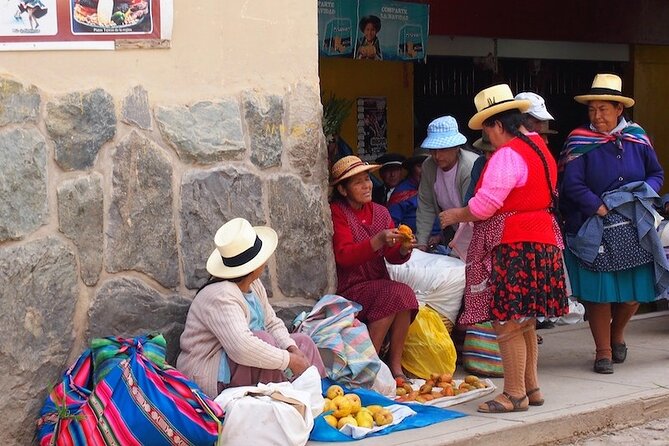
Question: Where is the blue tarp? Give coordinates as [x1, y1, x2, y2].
[309, 379, 467, 442]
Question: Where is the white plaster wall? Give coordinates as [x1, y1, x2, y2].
[0, 0, 319, 101]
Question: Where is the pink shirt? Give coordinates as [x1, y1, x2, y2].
[469, 146, 529, 219]
[434, 162, 461, 211]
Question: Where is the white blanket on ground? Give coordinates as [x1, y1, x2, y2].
[386, 250, 465, 324]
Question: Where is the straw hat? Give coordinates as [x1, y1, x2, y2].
[206, 218, 278, 279]
[574, 74, 635, 108]
[420, 116, 467, 149]
[330, 155, 380, 186]
[468, 84, 531, 130]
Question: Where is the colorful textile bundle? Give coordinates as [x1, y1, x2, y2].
[36, 334, 224, 446]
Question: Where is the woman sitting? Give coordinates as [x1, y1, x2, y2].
[177, 218, 326, 397]
[329, 155, 419, 379]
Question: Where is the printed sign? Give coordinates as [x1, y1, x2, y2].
[0, 0, 171, 50]
[318, 0, 429, 62]
[357, 96, 388, 161]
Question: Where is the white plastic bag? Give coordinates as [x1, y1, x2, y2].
[214, 366, 321, 446]
[386, 249, 466, 325]
[370, 360, 396, 398]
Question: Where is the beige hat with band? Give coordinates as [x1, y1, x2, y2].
[469, 84, 531, 130]
[574, 73, 635, 108]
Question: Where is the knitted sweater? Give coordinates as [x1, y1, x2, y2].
[176, 279, 297, 397]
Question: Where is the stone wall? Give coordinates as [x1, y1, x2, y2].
[0, 76, 335, 443]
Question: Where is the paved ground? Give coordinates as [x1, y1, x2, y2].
[552, 416, 669, 445]
[308, 311, 669, 446]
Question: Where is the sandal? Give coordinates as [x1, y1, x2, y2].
[611, 343, 627, 364]
[477, 392, 529, 413]
[526, 388, 544, 406]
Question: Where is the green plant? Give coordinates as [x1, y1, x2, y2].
[322, 92, 353, 142]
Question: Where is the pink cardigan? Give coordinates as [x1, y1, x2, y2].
[176, 279, 297, 397]
[469, 146, 528, 219]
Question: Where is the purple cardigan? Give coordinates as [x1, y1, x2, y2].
[559, 128, 663, 234]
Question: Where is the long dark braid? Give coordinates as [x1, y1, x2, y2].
[484, 110, 559, 213]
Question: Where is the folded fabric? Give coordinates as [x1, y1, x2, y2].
[295, 295, 381, 388]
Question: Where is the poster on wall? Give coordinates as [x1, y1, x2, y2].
[356, 0, 429, 62]
[318, 0, 356, 58]
[0, 0, 172, 50]
[317, 0, 429, 62]
[357, 96, 387, 161]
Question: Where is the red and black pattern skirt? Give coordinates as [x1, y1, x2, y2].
[490, 242, 568, 322]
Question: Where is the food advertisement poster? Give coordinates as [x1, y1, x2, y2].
[0, 0, 172, 50]
[357, 96, 387, 161]
[317, 0, 429, 62]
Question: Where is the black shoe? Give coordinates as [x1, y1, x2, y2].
[536, 320, 555, 329]
[611, 343, 627, 363]
[594, 358, 614, 374]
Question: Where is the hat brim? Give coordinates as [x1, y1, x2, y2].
[528, 109, 555, 121]
[472, 137, 495, 152]
[468, 99, 531, 130]
[420, 133, 467, 150]
[330, 163, 381, 186]
[574, 94, 635, 108]
[402, 155, 429, 168]
[206, 226, 278, 279]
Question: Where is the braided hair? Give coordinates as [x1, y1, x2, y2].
[482, 109, 559, 210]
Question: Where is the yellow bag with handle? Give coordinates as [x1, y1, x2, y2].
[401, 305, 457, 379]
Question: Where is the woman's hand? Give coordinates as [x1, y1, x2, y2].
[287, 347, 310, 377]
[439, 208, 462, 229]
[399, 235, 416, 256]
[596, 204, 609, 217]
[371, 228, 402, 251]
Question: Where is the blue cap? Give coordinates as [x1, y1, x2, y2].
[420, 116, 467, 149]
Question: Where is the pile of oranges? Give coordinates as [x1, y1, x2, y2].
[395, 373, 487, 403]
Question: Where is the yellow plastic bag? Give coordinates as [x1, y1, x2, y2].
[401, 306, 457, 379]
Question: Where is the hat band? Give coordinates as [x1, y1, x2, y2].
[479, 98, 516, 112]
[221, 236, 263, 267]
[334, 160, 369, 181]
[586, 87, 624, 96]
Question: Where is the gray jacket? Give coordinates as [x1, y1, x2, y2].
[415, 149, 479, 245]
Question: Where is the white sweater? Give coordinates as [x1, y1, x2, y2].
[176, 279, 297, 397]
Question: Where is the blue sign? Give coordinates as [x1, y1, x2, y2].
[318, 0, 429, 62]
[318, 0, 357, 57]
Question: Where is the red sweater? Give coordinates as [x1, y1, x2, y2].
[481, 134, 559, 245]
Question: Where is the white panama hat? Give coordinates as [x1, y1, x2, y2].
[574, 74, 635, 108]
[469, 84, 531, 130]
[206, 218, 278, 279]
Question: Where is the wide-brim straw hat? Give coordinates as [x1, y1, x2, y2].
[330, 155, 380, 186]
[206, 218, 278, 279]
[469, 84, 531, 130]
[574, 74, 635, 108]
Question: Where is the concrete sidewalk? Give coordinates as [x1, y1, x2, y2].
[309, 311, 669, 446]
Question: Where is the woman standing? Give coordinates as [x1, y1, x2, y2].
[329, 155, 418, 379]
[440, 84, 568, 413]
[559, 73, 665, 374]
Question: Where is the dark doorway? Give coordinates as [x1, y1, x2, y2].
[414, 56, 628, 159]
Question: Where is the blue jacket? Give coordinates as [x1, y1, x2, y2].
[560, 131, 663, 234]
[567, 181, 669, 295]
